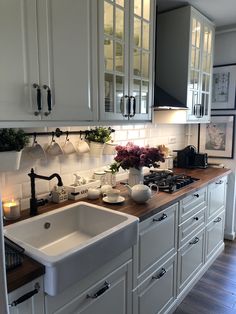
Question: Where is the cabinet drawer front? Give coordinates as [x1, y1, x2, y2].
[207, 177, 227, 222]
[46, 261, 132, 314]
[139, 204, 178, 275]
[206, 211, 225, 261]
[178, 208, 205, 248]
[177, 229, 205, 294]
[179, 187, 207, 223]
[136, 255, 176, 314]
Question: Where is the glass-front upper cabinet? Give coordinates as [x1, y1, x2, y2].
[156, 6, 215, 124]
[99, 0, 154, 121]
[187, 9, 214, 122]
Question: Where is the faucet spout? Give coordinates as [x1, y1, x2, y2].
[28, 168, 63, 216]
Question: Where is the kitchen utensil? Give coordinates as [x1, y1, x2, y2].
[125, 183, 158, 203]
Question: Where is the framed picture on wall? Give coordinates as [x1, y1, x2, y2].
[199, 115, 235, 159]
[211, 64, 236, 110]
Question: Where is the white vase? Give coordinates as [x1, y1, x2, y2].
[128, 167, 144, 187]
[89, 142, 105, 157]
[0, 151, 22, 171]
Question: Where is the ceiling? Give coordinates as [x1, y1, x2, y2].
[156, 0, 236, 28]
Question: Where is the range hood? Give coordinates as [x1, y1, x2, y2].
[153, 85, 188, 110]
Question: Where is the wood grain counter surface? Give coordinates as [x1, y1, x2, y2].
[4, 167, 231, 292]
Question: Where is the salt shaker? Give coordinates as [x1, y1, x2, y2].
[104, 169, 116, 187]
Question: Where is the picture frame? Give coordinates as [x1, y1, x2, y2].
[211, 64, 236, 110]
[199, 115, 235, 159]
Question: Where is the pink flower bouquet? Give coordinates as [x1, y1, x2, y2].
[114, 142, 164, 170]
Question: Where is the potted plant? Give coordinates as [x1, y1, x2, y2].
[86, 127, 113, 156]
[0, 128, 29, 171]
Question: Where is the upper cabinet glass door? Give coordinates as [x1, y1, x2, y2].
[187, 10, 214, 122]
[103, 0, 128, 118]
[99, 0, 154, 121]
[130, 0, 153, 119]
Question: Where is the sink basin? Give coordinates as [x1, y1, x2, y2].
[4, 201, 138, 295]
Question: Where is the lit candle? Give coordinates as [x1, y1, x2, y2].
[3, 199, 20, 220]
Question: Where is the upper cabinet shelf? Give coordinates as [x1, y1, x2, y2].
[98, 0, 155, 121]
[155, 6, 215, 123]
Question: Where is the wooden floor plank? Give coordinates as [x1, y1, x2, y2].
[174, 240, 236, 313]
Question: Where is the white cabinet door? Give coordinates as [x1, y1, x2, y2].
[0, 0, 40, 121]
[205, 211, 225, 261]
[46, 261, 132, 314]
[8, 277, 45, 314]
[134, 255, 177, 314]
[138, 203, 178, 281]
[38, 0, 96, 121]
[99, 0, 154, 121]
[177, 228, 205, 294]
[207, 176, 227, 222]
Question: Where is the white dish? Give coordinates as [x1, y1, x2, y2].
[102, 196, 125, 204]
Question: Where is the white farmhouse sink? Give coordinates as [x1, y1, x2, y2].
[4, 201, 138, 296]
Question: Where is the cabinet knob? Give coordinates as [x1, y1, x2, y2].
[9, 283, 40, 307]
[120, 95, 129, 118]
[189, 237, 199, 245]
[129, 96, 136, 118]
[153, 213, 167, 222]
[193, 193, 199, 198]
[193, 217, 199, 221]
[152, 268, 166, 280]
[216, 180, 223, 185]
[86, 281, 110, 299]
[214, 217, 222, 223]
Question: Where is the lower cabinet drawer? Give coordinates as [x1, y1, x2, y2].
[133, 255, 177, 314]
[178, 208, 205, 248]
[205, 211, 225, 261]
[138, 203, 178, 277]
[177, 229, 205, 295]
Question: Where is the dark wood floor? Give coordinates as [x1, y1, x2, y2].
[174, 240, 236, 314]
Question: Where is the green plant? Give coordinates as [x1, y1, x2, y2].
[109, 162, 120, 174]
[0, 129, 29, 152]
[86, 127, 113, 143]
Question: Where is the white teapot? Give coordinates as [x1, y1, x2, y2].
[126, 183, 158, 204]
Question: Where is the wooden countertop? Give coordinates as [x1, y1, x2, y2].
[5, 167, 231, 292]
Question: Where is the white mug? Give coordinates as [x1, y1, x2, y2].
[87, 188, 101, 200]
[77, 139, 90, 154]
[28, 142, 46, 160]
[46, 140, 63, 156]
[104, 189, 120, 202]
[62, 139, 76, 155]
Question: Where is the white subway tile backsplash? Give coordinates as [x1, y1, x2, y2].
[0, 123, 187, 207]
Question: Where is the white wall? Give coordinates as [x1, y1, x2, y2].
[0, 123, 186, 211]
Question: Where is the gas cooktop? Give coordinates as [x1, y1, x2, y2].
[144, 170, 199, 193]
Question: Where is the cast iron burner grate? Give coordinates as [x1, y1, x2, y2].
[144, 170, 199, 193]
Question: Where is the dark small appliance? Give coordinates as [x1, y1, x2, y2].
[175, 145, 208, 169]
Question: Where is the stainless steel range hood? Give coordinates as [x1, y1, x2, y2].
[153, 85, 188, 110]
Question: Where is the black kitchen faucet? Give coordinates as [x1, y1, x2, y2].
[28, 168, 63, 216]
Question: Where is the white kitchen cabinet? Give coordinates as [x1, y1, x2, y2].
[205, 211, 225, 261]
[207, 176, 227, 222]
[0, 0, 97, 122]
[98, 0, 155, 121]
[179, 187, 207, 223]
[8, 277, 44, 314]
[156, 5, 215, 123]
[133, 254, 177, 314]
[137, 203, 178, 283]
[177, 228, 205, 294]
[45, 250, 133, 314]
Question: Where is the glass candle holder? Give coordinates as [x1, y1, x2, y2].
[3, 199, 20, 220]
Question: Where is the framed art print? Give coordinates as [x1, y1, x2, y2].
[199, 115, 235, 158]
[212, 64, 236, 110]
